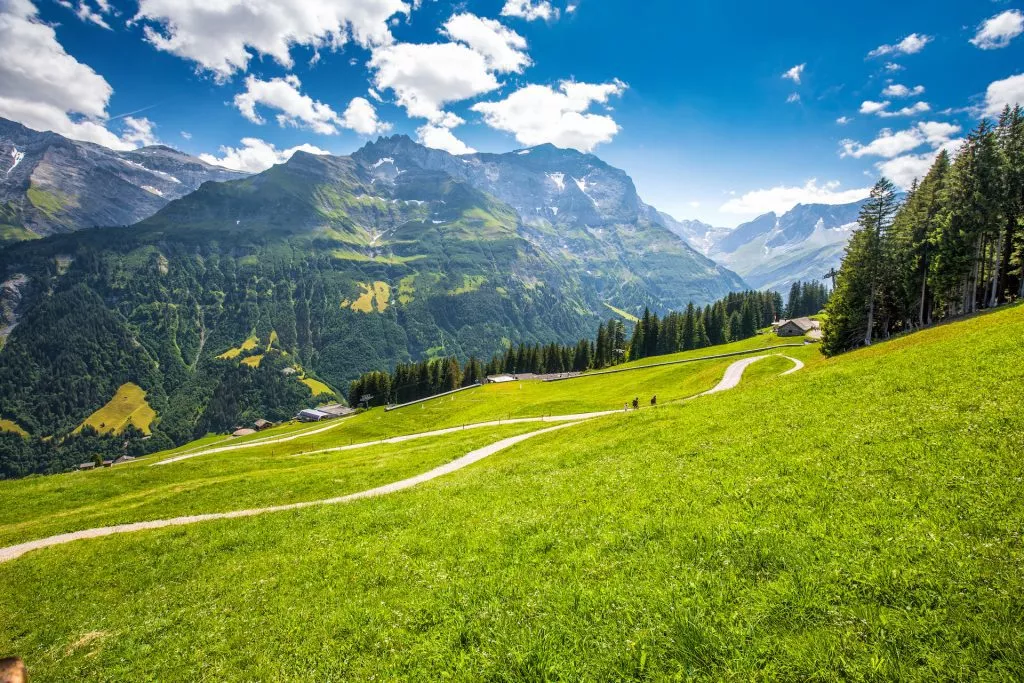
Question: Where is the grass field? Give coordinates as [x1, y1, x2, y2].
[74, 383, 156, 435]
[301, 376, 334, 397]
[216, 335, 259, 360]
[1, 305, 1022, 680]
[0, 419, 28, 437]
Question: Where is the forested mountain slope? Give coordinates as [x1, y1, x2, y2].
[0, 138, 747, 476]
[0, 118, 247, 242]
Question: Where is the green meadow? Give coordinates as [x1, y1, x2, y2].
[0, 306, 1022, 680]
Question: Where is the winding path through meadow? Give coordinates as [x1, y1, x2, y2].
[0, 354, 803, 564]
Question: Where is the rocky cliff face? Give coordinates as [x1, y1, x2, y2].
[353, 136, 747, 310]
[0, 118, 247, 241]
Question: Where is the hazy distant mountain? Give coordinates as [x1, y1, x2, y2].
[676, 200, 870, 292]
[0, 117, 247, 242]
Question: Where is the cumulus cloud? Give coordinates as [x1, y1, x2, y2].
[885, 62, 904, 72]
[134, 0, 410, 79]
[841, 128, 925, 159]
[836, 116, 853, 125]
[341, 96, 391, 135]
[367, 13, 529, 124]
[471, 79, 627, 152]
[370, 42, 500, 123]
[121, 116, 159, 147]
[233, 75, 389, 136]
[860, 100, 890, 115]
[860, 100, 930, 118]
[782, 63, 805, 84]
[841, 120, 960, 160]
[970, 10, 1024, 50]
[0, 0, 131, 149]
[983, 73, 1024, 116]
[417, 123, 476, 154]
[786, 93, 801, 104]
[501, 0, 557, 21]
[878, 101, 931, 118]
[868, 33, 932, 58]
[882, 83, 925, 98]
[234, 75, 342, 134]
[199, 137, 331, 173]
[720, 180, 872, 216]
[442, 13, 530, 73]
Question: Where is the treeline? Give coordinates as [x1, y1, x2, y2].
[350, 286, 822, 406]
[784, 280, 830, 319]
[824, 108, 1024, 355]
[349, 320, 629, 407]
[627, 290, 787, 361]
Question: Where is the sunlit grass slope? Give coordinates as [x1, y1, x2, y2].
[4, 308, 1021, 679]
[74, 383, 156, 435]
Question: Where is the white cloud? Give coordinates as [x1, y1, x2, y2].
[199, 137, 330, 173]
[442, 13, 530, 73]
[861, 100, 931, 118]
[181, 131, 192, 140]
[471, 79, 627, 152]
[121, 116, 159, 147]
[234, 75, 342, 134]
[234, 75, 390, 136]
[983, 73, 1024, 116]
[782, 63, 805, 84]
[416, 123, 476, 154]
[860, 100, 890, 115]
[56, 0, 112, 29]
[885, 62, 904, 72]
[0, 0, 131, 149]
[841, 128, 924, 159]
[786, 92, 801, 104]
[878, 101, 931, 118]
[720, 179, 872, 216]
[882, 83, 925, 98]
[841, 120, 960, 160]
[876, 153, 937, 189]
[566, 3, 578, 13]
[341, 96, 390, 135]
[970, 10, 1024, 50]
[370, 43, 498, 123]
[134, 0, 410, 79]
[501, 0, 557, 21]
[868, 33, 932, 58]
[917, 121, 961, 146]
[836, 116, 853, 125]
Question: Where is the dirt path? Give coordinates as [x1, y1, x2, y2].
[0, 422, 586, 564]
[1, 354, 805, 564]
[154, 416, 356, 466]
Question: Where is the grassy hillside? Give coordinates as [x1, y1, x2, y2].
[0, 305, 1022, 679]
[74, 383, 156, 435]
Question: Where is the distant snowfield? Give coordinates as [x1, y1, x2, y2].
[6, 147, 24, 175]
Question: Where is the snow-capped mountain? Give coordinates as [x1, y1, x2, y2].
[672, 200, 869, 292]
[0, 117, 247, 241]
[353, 135, 748, 309]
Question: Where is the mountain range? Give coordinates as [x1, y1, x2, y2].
[0, 124, 748, 471]
[0, 118, 246, 243]
[664, 200, 869, 292]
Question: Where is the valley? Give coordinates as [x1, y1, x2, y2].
[0, 305, 1020, 679]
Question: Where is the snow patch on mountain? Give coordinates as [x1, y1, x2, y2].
[6, 147, 24, 176]
[546, 172, 565, 191]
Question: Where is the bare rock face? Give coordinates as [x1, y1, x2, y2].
[0, 273, 28, 345]
[0, 118, 247, 241]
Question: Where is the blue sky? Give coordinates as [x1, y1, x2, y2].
[2, 0, 1023, 227]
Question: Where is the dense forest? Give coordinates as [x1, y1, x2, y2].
[824, 107, 1024, 355]
[349, 286, 826, 408]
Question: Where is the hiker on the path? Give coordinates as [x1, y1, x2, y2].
[651, 395, 657, 406]
[632, 397, 639, 410]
